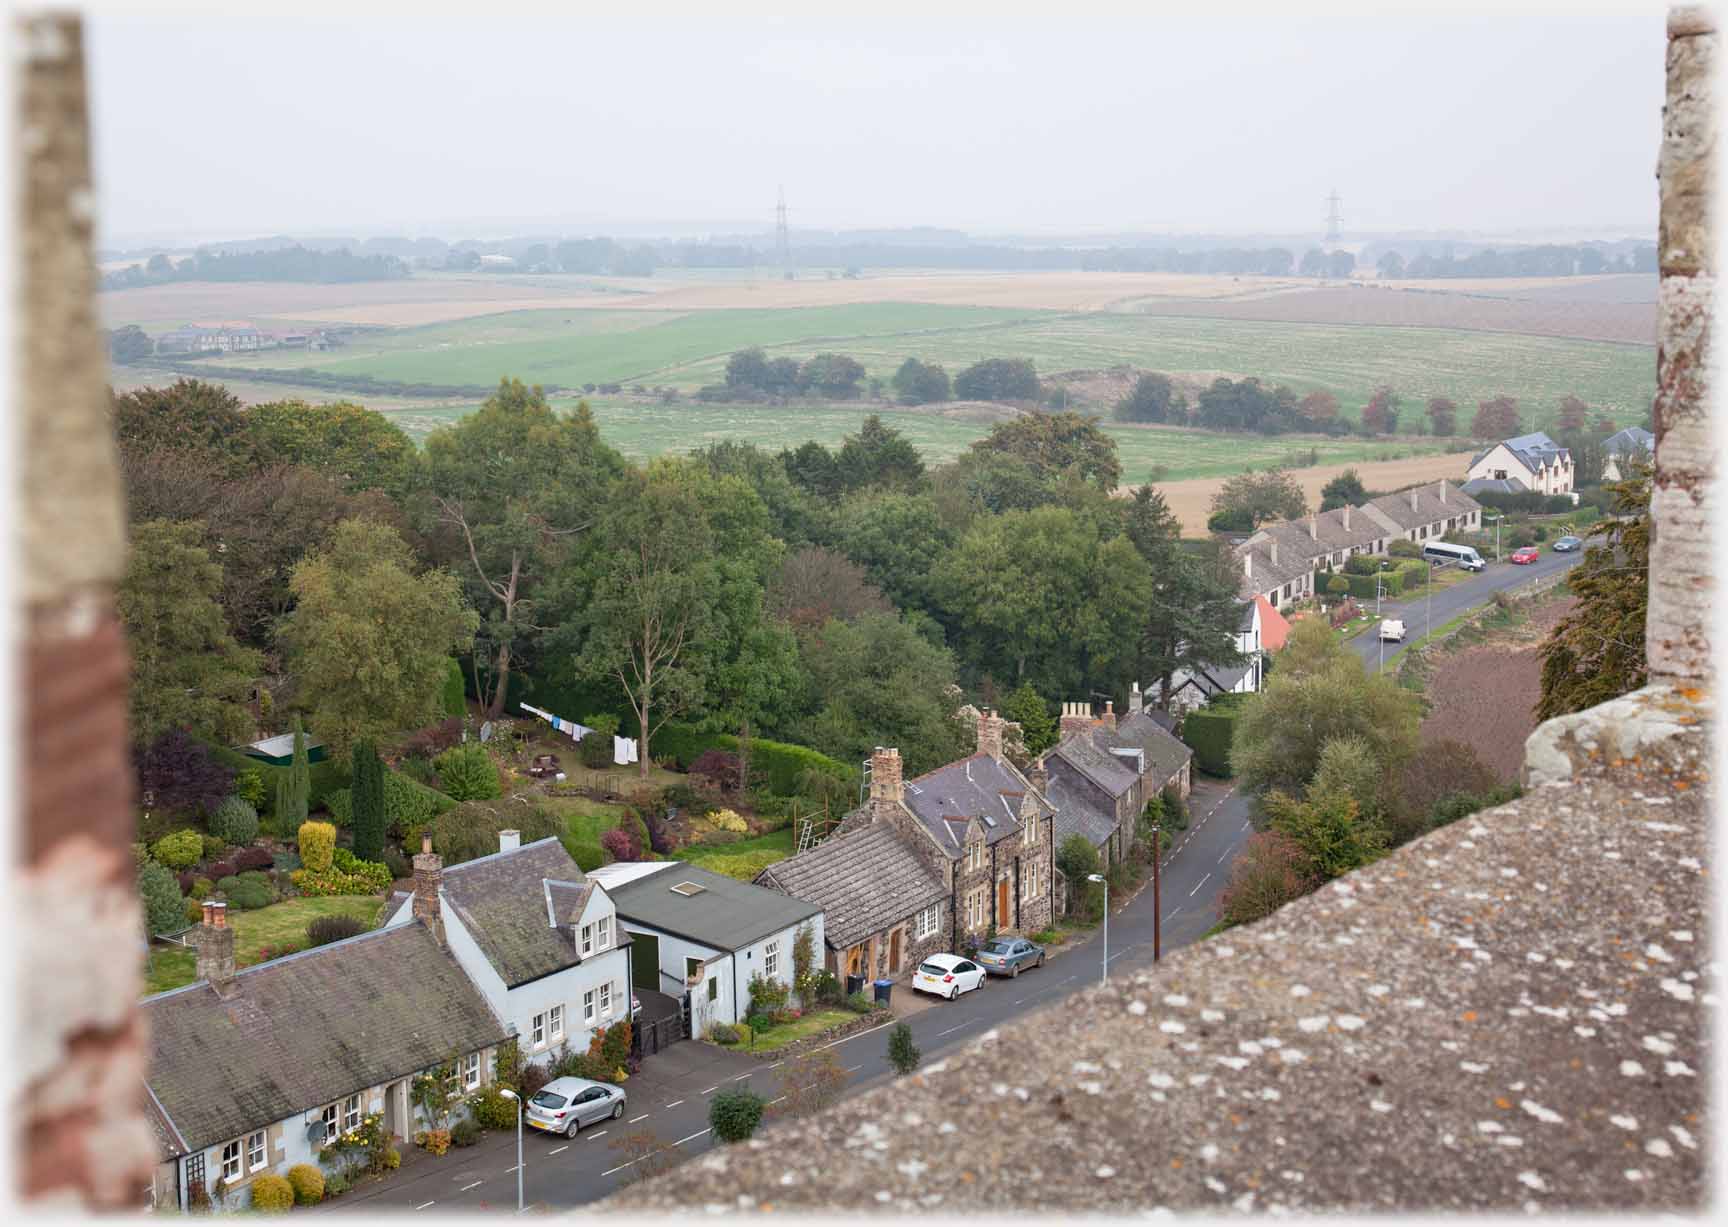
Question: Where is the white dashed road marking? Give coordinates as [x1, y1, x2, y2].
[731, 1073, 753, 1081]
[664, 1099, 684, 1108]
[416, 1201, 436, 1210]
[461, 1181, 483, 1191]
[937, 1022, 972, 1036]
[701, 1086, 719, 1095]
[1189, 873, 1212, 897]
[629, 1114, 649, 1123]
[548, 1145, 568, 1155]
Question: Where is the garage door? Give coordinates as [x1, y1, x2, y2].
[631, 932, 659, 993]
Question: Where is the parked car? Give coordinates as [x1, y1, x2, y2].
[1510, 546, 1541, 564]
[1378, 619, 1406, 642]
[913, 953, 987, 1000]
[525, 1077, 626, 1138]
[1552, 535, 1583, 552]
[975, 936, 1046, 977]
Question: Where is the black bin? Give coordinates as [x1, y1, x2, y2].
[873, 978, 893, 1007]
[846, 974, 865, 997]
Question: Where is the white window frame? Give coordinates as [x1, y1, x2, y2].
[580, 923, 594, 957]
[549, 1004, 564, 1042]
[343, 1093, 361, 1133]
[531, 1011, 546, 1048]
[915, 904, 939, 940]
[221, 1140, 242, 1182]
[600, 982, 613, 1019]
[462, 1052, 481, 1091]
[764, 940, 781, 980]
[597, 915, 610, 949]
[583, 989, 596, 1025]
[321, 1102, 339, 1143]
[246, 1130, 266, 1173]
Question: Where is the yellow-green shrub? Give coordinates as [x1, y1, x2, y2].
[708, 809, 748, 834]
[298, 820, 337, 872]
[250, 1174, 294, 1212]
[286, 1163, 324, 1205]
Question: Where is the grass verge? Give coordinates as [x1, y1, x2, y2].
[730, 1008, 859, 1055]
[674, 827, 796, 881]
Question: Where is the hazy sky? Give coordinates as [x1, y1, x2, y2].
[87, 1, 1667, 246]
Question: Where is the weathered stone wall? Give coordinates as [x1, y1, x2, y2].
[14, 13, 158, 1209]
[1649, 7, 1715, 686]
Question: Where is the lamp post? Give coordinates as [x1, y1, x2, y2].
[1485, 514, 1503, 562]
[498, 1088, 523, 1213]
[1087, 873, 1108, 985]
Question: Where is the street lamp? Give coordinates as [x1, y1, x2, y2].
[1087, 873, 1109, 985]
[1484, 513, 1504, 562]
[498, 1088, 523, 1213]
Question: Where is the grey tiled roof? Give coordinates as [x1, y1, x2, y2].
[143, 923, 507, 1154]
[1113, 711, 1194, 784]
[1047, 732, 1139, 801]
[756, 824, 945, 951]
[1043, 770, 1119, 849]
[607, 862, 822, 952]
[1460, 477, 1528, 496]
[1603, 426, 1654, 456]
[1365, 481, 1482, 532]
[902, 753, 1049, 858]
[440, 838, 587, 987]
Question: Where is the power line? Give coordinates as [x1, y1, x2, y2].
[775, 185, 793, 280]
[1324, 189, 1344, 243]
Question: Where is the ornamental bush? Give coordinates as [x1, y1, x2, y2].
[306, 914, 367, 947]
[323, 788, 353, 825]
[599, 826, 642, 862]
[286, 1164, 325, 1205]
[708, 1089, 765, 1143]
[450, 1118, 481, 1148]
[706, 1022, 742, 1044]
[1388, 538, 1423, 558]
[226, 879, 274, 910]
[250, 1174, 294, 1212]
[200, 834, 227, 862]
[233, 845, 276, 872]
[432, 744, 501, 802]
[707, 808, 748, 834]
[151, 829, 204, 870]
[138, 860, 185, 936]
[298, 821, 337, 872]
[468, 1085, 518, 1131]
[235, 768, 266, 810]
[209, 795, 259, 846]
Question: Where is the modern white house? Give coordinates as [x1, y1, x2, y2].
[1601, 426, 1656, 483]
[382, 833, 633, 1065]
[1157, 594, 1292, 714]
[588, 861, 823, 1038]
[1465, 431, 1575, 496]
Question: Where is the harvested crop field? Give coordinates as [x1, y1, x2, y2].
[1417, 592, 1577, 783]
[1144, 450, 1479, 536]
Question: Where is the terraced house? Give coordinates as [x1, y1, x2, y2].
[1034, 695, 1193, 867]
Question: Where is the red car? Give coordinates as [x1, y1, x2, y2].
[1510, 546, 1541, 565]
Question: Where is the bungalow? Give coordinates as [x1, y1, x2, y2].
[1364, 480, 1485, 545]
[589, 861, 822, 1038]
[381, 832, 633, 1065]
[144, 901, 508, 1211]
[1601, 426, 1655, 483]
[1465, 431, 1574, 496]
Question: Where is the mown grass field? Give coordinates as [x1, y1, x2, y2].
[194, 301, 1657, 430]
[143, 895, 382, 996]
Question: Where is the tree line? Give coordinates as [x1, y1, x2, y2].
[102, 246, 410, 290]
[114, 379, 1245, 788]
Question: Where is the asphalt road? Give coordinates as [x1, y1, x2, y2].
[1349, 548, 1581, 672]
[322, 779, 1254, 1216]
[324, 553, 1577, 1214]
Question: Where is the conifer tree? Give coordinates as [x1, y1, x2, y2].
[351, 739, 385, 861]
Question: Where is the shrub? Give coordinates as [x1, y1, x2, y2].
[468, 1085, 518, 1131]
[299, 821, 337, 872]
[382, 1147, 400, 1170]
[599, 826, 642, 862]
[641, 809, 674, 855]
[183, 896, 206, 925]
[401, 716, 464, 761]
[199, 834, 227, 863]
[216, 875, 243, 894]
[709, 1089, 766, 1143]
[307, 914, 367, 947]
[520, 1060, 553, 1100]
[810, 970, 842, 1005]
[886, 1023, 921, 1076]
[235, 768, 266, 810]
[417, 1129, 451, 1156]
[151, 829, 204, 870]
[443, 657, 468, 719]
[688, 749, 742, 792]
[226, 879, 274, 910]
[451, 1118, 482, 1148]
[233, 845, 275, 872]
[431, 744, 501, 802]
[1182, 706, 1239, 777]
[324, 788, 353, 825]
[292, 858, 391, 896]
[577, 713, 622, 769]
[139, 860, 185, 936]
[206, 858, 239, 882]
[706, 1022, 742, 1045]
[708, 808, 748, 834]
[1217, 831, 1320, 928]
[384, 770, 455, 842]
[1387, 538, 1423, 558]
[434, 800, 562, 866]
[565, 839, 604, 872]
[381, 846, 410, 880]
[324, 1172, 351, 1197]
[286, 1164, 324, 1206]
[746, 972, 791, 1018]
[1029, 928, 1059, 945]
[249, 1174, 294, 1212]
[845, 990, 876, 1014]
[209, 795, 260, 846]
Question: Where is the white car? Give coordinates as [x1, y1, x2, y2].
[913, 953, 987, 1001]
[1379, 619, 1406, 642]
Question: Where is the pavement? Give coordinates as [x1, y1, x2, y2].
[1348, 548, 1580, 672]
[322, 557, 1573, 1214]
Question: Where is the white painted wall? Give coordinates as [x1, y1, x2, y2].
[618, 921, 733, 1024]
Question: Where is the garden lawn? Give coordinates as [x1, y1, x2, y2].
[731, 1008, 857, 1054]
[673, 828, 795, 881]
[143, 895, 383, 996]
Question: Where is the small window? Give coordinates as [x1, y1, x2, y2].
[764, 940, 781, 979]
[320, 1102, 339, 1142]
[583, 989, 596, 1025]
[462, 1053, 480, 1090]
[597, 916, 610, 948]
[600, 982, 613, 1018]
[344, 1094, 362, 1132]
[532, 1012, 546, 1048]
[915, 904, 939, 939]
[221, 1140, 242, 1182]
[246, 1131, 266, 1173]
[708, 975, 719, 1002]
[580, 923, 594, 957]
[549, 1004, 564, 1042]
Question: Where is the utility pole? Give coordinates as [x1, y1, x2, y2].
[1324, 189, 1344, 244]
[1152, 827, 1162, 962]
[775, 186, 793, 281]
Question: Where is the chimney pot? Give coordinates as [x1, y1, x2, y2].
[197, 901, 237, 991]
[869, 747, 904, 816]
[421, 833, 433, 855]
[499, 829, 521, 853]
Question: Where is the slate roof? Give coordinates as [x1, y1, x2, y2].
[1460, 476, 1528, 496]
[1603, 426, 1655, 456]
[1113, 710, 1194, 785]
[1042, 769, 1119, 849]
[1470, 431, 1571, 476]
[901, 752, 1050, 858]
[1364, 481, 1481, 533]
[440, 837, 591, 988]
[1235, 534, 1318, 600]
[606, 862, 821, 952]
[1047, 731, 1140, 801]
[755, 824, 945, 951]
[143, 922, 507, 1154]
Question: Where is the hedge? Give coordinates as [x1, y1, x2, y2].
[1315, 569, 1405, 601]
[200, 738, 348, 819]
[1182, 705, 1240, 777]
[326, 771, 455, 841]
[649, 723, 855, 796]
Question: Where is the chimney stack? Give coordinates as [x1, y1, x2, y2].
[869, 747, 903, 819]
[499, 829, 520, 853]
[1101, 700, 1117, 732]
[976, 709, 1004, 761]
[413, 833, 444, 947]
[1410, 488, 1419, 512]
[1129, 681, 1143, 716]
[1343, 505, 1352, 531]
[196, 900, 236, 995]
[1059, 701, 1094, 739]
[1270, 539, 1280, 567]
[1439, 479, 1449, 504]
[1309, 515, 1318, 541]
[1028, 757, 1049, 796]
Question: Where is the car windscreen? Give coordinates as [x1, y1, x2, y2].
[530, 1091, 568, 1110]
[918, 962, 949, 976]
[980, 939, 1014, 954]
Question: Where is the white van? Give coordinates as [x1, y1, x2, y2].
[1421, 541, 1486, 572]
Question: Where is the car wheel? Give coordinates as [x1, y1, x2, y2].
[1036, 954, 1045, 969]
[564, 1117, 581, 1139]
[1010, 962, 1020, 979]
[947, 984, 958, 1001]
[611, 1101, 624, 1121]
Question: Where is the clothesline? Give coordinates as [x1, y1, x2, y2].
[519, 703, 639, 766]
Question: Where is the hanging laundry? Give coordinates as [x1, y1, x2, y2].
[614, 735, 631, 766]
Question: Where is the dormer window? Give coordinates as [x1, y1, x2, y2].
[597, 915, 610, 949]
[580, 922, 594, 956]
[967, 837, 984, 872]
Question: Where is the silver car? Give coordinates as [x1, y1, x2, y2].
[975, 936, 1046, 977]
[525, 1076, 626, 1138]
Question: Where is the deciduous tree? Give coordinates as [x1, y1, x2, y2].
[998, 683, 1057, 757]
[1210, 468, 1307, 529]
[1471, 395, 1521, 440]
[111, 379, 256, 475]
[891, 357, 951, 405]
[968, 411, 1122, 491]
[769, 546, 892, 632]
[1318, 469, 1368, 512]
[245, 400, 415, 496]
[953, 357, 1039, 402]
[1426, 396, 1459, 436]
[836, 414, 925, 492]
[1359, 385, 1400, 435]
[1298, 389, 1339, 424]
[1556, 395, 1590, 434]
[1116, 373, 1180, 423]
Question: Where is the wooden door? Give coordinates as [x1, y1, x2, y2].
[997, 878, 1010, 928]
[888, 928, 903, 974]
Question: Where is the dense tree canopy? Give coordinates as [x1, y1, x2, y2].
[1318, 469, 1368, 512]
[244, 400, 416, 496]
[953, 357, 1040, 402]
[1210, 468, 1308, 529]
[1116, 373, 1181, 424]
[891, 358, 951, 406]
[968, 411, 1122, 491]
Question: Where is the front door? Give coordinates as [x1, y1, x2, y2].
[846, 946, 864, 976]
[997, 878, 1010, 928]
[383, 1081, 402, 1141]
[888, 928, 903, 974]
[631, 933, 660, 992]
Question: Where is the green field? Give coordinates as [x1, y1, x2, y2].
[200, 301, 1657, 428]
